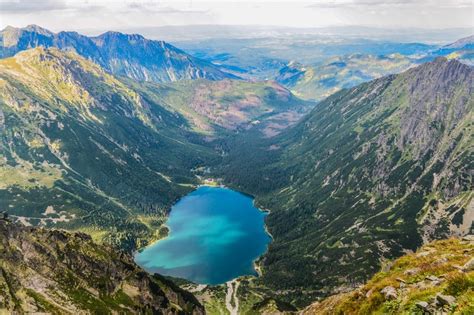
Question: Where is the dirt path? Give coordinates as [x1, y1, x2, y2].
[225, 280, 240, 315]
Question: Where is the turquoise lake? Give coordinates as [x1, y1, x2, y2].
[134, 186, 271, 284]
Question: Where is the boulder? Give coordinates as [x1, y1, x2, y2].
[426, 275, 440, 282]
[380, 286, 397, 300]
[436, 294, 456, 306]
[462, 258, 474, 271]
[404, 268, 421, 275]
[415, 301, 429, 310]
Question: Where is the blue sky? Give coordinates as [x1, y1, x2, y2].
[1, 0, 473, 33]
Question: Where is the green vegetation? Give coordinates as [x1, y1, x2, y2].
[0, 47, 216, 251]
[276, 54, 414, 101]
[302, 238, 474, 314]
[217, 57, 473, 306]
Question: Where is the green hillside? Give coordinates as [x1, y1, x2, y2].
[0, 47, 216, 251]
[302, 237, 474, 314]
[219, 57, 473, 306]
[276, 54, 414, 101]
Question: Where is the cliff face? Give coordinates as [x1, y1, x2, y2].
[0, 219, 204, 314]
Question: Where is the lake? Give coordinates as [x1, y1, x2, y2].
[134, 186, 271, 285]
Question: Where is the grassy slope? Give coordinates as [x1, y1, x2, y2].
[303, 238, 474, 315]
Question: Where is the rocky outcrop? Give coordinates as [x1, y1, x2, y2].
[0, 220, 204, 314]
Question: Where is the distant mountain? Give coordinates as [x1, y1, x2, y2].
[275, 54, 414, 101]
[0, 47, 217, 250]
[0, 220, 204, 314]
[423, 35, 474, 66]
[442, 35, 474, 50]
[129, 78, 313, 137]
[219, 57, 473, 306]
[0, 25, 236, 82]
[303, 237, 474, 314]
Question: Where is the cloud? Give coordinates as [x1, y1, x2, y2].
[0, 0, 67, 12]
[125, 2, 209, 15]
[307, 0, 472, 9]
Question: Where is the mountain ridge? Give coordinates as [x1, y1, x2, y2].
[218, 57, 473, 306]
[0, 24, 236, 83]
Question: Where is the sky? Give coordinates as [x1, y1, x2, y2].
[0, 0, 473, 34]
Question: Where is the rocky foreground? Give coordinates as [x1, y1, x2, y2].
[0, 219, 204, 314]
[302, 237, 474, 314]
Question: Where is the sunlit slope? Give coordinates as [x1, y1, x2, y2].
[0, 47, 215, 250]
[302, 237, 473, 314]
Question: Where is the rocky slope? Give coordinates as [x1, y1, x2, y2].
[0, 25, 235, 82]
[0, 47, 217, 251]
[0, 219, 204, 314]
[302, 237, 474, 314]
[219, 57, 473, 306]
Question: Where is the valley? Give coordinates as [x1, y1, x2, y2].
[0, 21, 473, 314]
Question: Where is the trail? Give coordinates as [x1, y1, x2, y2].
[225, 280, 240, 315]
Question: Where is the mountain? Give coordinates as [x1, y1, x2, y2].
[128, 78, 313, 137]
[0, 219, 204, 314]
[442, 35, 474, 50]
[275, 54, 414, 101]
[424, 35, 474, 66]
[0, 47, 218, 251]
[218, 57, 473, 306]
[0, 25, 236, 82]
[303, 237, 474, 314]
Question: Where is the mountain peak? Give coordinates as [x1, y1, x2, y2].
[24, 24, 54, 35]
[96, 30, 145, 42]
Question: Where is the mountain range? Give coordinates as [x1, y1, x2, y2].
[0, 25, 235, 82]
[0, 25, 473, 314]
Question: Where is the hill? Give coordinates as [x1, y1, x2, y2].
[275, 54, 414, 101]
[303, 237, 473, 314]
[0, 219, 204, 314]
[0, 47, 217, 251]
[219, 57, 473, 306]
[0, 25, 235, 82]
[129, 78, 313, 137]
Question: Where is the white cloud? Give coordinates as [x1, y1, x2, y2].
[0, 0, 472, 32]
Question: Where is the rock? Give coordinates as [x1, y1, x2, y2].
[461, 235, 474, 242]
[417, 250, 434, 257]
[436, 294, 456, 306]
[395, 277, 406, 283]
[426, 275, 440, 282]
[365, 288, 374, 298]
[381, 286, 398, 300]
[415, 301, 429, 310]
[404, 267, 421, 275]
[462, 258, 474, 271]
